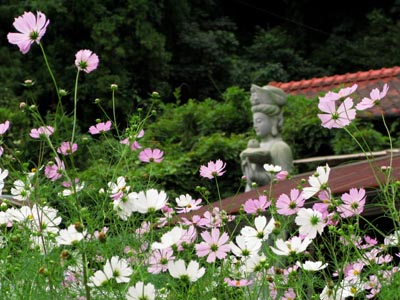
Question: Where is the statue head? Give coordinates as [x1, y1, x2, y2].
[250, 84, 287, 137]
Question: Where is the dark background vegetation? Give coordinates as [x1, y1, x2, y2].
[0, 0, 399, 199]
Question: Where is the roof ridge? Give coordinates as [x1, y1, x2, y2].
[269, 66, 400, 90]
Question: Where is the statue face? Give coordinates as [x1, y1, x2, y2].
[253, 112, 275, 137]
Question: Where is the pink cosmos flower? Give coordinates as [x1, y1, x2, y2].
[120, 129, 145, 151]
[57, 141, 78, 156]
[75, 49, 99, 73]
[7, 11, 50, 54]
[139, 148, 164, 163]
[224, 278, 253, 287]
[276, 188, 305, 216]
[0, 121, 10, 135]
[45, 157, 65, 182]
[337, 188, 366, 218]
[199, 159, 226, 179]
[175, 194, 202, 213]
[243, 195, 271, 214]
[319, 84, 358, 102]
[275, 170, 289, 181]
[356, 83, 389, 110]
[88, 121, 112, 135]
[318, 97, 356, 129]
[344, 262, 365, 282]
[147, 248, 175, 274]
[30, 125, 54, 139]
[195, 227, 230, 263]
[281, 288, 296, 300]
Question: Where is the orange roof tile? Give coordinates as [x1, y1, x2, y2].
[269, 66, 400, 118]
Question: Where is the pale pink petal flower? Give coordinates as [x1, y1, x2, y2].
[75, 49, 99, 73]
[0, 121, 10, 135]
[319, 84, 358, 102]
[199, 159, 226, 179]
[195, 227, 230, 263]
[281, 288, 296, 300]
[337, 188, 366, 218]
[139, 148, 164, 163]
[318, 97, 356, 129]
[275, 170, 289, 181]
[88, 121, 112, 135]
[224, 278, 253, 287]
[243, 195, 271, 214]
[57, 141, 78, 156]
[7, 11, 50, 54]
[29, 125, 54, 139]
[276, 188, 305, 215]
[45, 157, 65, 182]
[356, 83, 389, 110]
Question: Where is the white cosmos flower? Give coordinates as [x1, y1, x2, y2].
[302, 164, 331, 199]
[295, 208, 325, 239]
[230, 234, 262, 259]
[132, 189, 168, 213]
[168, 259, 205, 282]
[11, 179, 32, 201]
[56, 224, 85, 246]
[270, 236, 312, 256]
[88, 269, 109, 287]
[296, 260, 328, 271]
[0, 168, 8, 195]
[114, 193, 136, 220]
[126, 281, 156, 300]
[151, 226, 184, 250]
[60, 181, 85, 197]
[103, 256, 133, 283]
[241, 252, 267, 273]
[263, 164, 282, 173]
[240, 215, 275, 242]
[319, 284, 351, 300]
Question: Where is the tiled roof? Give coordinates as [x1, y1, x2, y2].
[269, 66, 400, 118]
[182, 153, 400, 217]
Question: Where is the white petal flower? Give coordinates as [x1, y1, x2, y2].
[168, 259, 205, 282]
[151, 226, 184, 250]
[11, 179, 32, 201]
[296, 260, 328, 271]
[302, 164, 330, 199]
[88, 270, 109, 287]
[0, 168, 8, 195]
[230, 234, 262, 259]
[295, 208, 325, 239]
[104, 256, 133, 283]
[270, 236, 312, 256]
[263, 164, 282, 173]
[132, 189, 168, 214]
[241, 215, 275, 242]
[56, 224, 85, 246]
[126, 281, 156, 300]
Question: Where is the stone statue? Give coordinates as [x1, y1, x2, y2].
[240, 84, 293, 191]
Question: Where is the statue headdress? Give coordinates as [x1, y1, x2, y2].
[250, 84, 287, 116]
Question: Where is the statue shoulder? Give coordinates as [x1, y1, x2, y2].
[270, 140, 291, 152]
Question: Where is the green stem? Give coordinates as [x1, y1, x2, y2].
[39, 43, 64, 116]
[112, 89, 119, 137]
[71, 70, 81, 145]
[82, 251, 91, 300]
